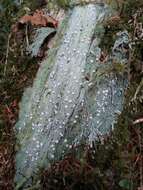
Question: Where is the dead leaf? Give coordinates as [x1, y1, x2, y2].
[3, 100, 19, 126]
[106, 15, 121, 26]
[138, 187, 143, 190]
[19, 10, 58, 28]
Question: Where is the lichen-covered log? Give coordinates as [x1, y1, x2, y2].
[15, 2, 129, 189]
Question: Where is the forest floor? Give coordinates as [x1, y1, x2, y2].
[0, 0, 143, 190]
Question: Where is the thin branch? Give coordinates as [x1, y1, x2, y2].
[138, 129, 143, 187]
[24, 183, 40, 190]
[132, 78, 143, 102]
[4, 33, 11, 76]
[25, 24, 29, 47]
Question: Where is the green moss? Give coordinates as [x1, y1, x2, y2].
[56, 0, 70, 8]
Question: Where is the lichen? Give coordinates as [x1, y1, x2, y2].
[15, 4, 111, 188]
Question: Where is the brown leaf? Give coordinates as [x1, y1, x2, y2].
[3, 100, 19, 126]
[19, 15, 32, 24]
[106, 15, 121, 26]
[19, 10, 58, 28]
[138, 187, 143, 190]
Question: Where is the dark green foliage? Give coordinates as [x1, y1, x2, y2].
[56, 0, 69, 8]
[0, 1, 17, 60]
[119, 179, 131, 190]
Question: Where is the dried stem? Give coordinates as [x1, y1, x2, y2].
[4, 33, 11, 76]
[25, 24, 29, 47]
[138, 129, 143, 187]
[132, 78, 143, 102]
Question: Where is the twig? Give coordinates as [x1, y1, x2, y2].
[133, 118, 143, 125]
[132, 78, 143, 102]
[4, 33, 11, 76]
[128, 49, 132, 84]
[25, 24, 29, 47]
[138, 129, 143, 187]
[15, 177, 27, 190]
[24, 182, 40, 190]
